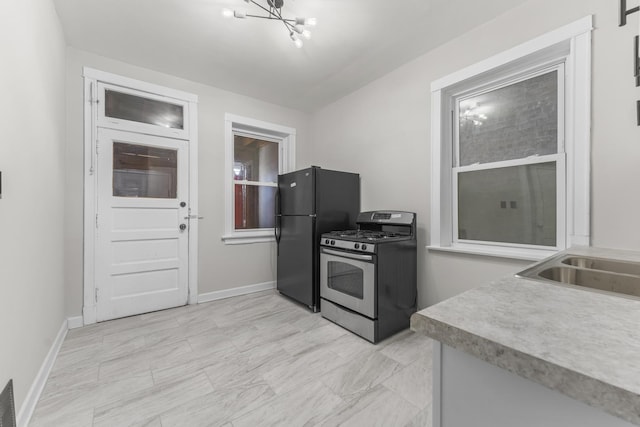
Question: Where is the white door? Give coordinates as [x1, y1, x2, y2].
[96, 128, 189, 321]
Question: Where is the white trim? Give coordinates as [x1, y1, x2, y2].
[188, 96, 200, 305]
[565, 30, 592, 247]
[430, 90, 444, 248]
[221, 233, 275, 245]
[430, 16, 592, 259]
[83, 77, 98, 325]
[83, 67, 197, 102]
[223, 113, 296, 244]
[430, 15, 593, 91]
[66, 316, 84, 329]
[225, 113, 297, 137]
[83, 68, 199, 324]
[198, 281, 276, 303]
[427, 244, 557, 262]
[454, 153, 562, 173]
[16, 320, 68, 427]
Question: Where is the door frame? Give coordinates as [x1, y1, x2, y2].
[82, 67, 199, 325]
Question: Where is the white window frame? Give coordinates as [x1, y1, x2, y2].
[222, 113, 295, 244]
[429, 16, 592, 261]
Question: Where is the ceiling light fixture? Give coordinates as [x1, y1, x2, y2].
[222, 0, 316, 48]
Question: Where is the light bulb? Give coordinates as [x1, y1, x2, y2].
[293, 25, 304, 34]
[222, 9, 233, 18]
[302, 29, 311, 39]
[305, 17, 317, 26]
[290, 33, 303, 48]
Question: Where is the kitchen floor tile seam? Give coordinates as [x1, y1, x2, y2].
[96, 336, 193, 372]
[156, 367, 279, 425]
[317, 348, 405, 401]
[379, 382, 425, 412]
[200, 363, 279, 406]
[101, 318, 182, 346]
[263, 348, 349, 394]
[92, 371, 214, 426]
[31, 371, 156, 425]
[150, 345, 231, 387]
[226, 379, 347, 426]
[313, 382, 420, 427]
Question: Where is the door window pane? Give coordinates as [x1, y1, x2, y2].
[234, 184, 276, 229]
[113, 143, 177, 198]
[458, 71, 558, 166]
[458, 162, 556, 246]
[233, 135, 278, 183]
[327, 261, 364, 299]
[105, 89, 184, 130]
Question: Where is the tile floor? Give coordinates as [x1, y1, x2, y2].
[30, 290, 433, 427]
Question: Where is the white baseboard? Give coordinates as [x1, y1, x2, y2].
[66, 316, 84, 329]
[198, 281, 276, 304]
[17, 319, 68, 427]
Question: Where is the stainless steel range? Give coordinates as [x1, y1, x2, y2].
[320, 211, 417, 343]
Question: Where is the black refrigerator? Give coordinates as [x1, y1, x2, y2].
[276, 166, 360, 311]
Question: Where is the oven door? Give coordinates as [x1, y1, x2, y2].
[320, 247, 376, 318]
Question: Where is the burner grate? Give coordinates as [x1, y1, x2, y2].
[326, 229, 401, 241]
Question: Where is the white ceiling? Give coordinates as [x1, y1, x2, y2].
[53, 0, 528, 112]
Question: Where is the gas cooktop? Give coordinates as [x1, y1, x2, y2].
[321, 211, 416, 253]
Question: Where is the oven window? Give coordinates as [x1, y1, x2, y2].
[327, 261, 364, 299]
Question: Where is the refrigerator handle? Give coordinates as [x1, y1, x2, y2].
[274, 188, 281, 253]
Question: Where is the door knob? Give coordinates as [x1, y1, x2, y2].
[180, 201, 186, 207]
[179, 224, 187, 231]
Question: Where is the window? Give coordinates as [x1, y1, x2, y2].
[223, 114, 295, 244]
[233, 134, 278, 230]
[430, 17, 592, 260]
[97, 82, 190, 139]
[105, 89, 184, 130]
[113, 142, 178, 199]
[454, 67, 565, 250]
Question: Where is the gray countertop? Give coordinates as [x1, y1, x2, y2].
[411, 246, 640, 426]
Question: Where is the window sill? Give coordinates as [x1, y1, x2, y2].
[427, 244, 559, 262]
[222, 233, 275, 245]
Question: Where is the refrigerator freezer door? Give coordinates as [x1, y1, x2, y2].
[315, 169, 360, 233]
[278, 168, 315, 215]
[277, 215, 316, 309]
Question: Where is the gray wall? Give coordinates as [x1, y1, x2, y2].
[64, 48, 313, 317]
[440, 344, 635, 426]
[310, 0, 640, 308]
[0, 0, 67, 412]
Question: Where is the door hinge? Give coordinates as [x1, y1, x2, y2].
[95, 213, 99, 228]
[96, 140, 100, 155]
[95, 288, 99, 303]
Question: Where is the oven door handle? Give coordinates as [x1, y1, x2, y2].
[321, 248, 373, 262]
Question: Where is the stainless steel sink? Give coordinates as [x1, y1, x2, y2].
[517, 254, 640, 300]
[560, 256, 640, 276]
